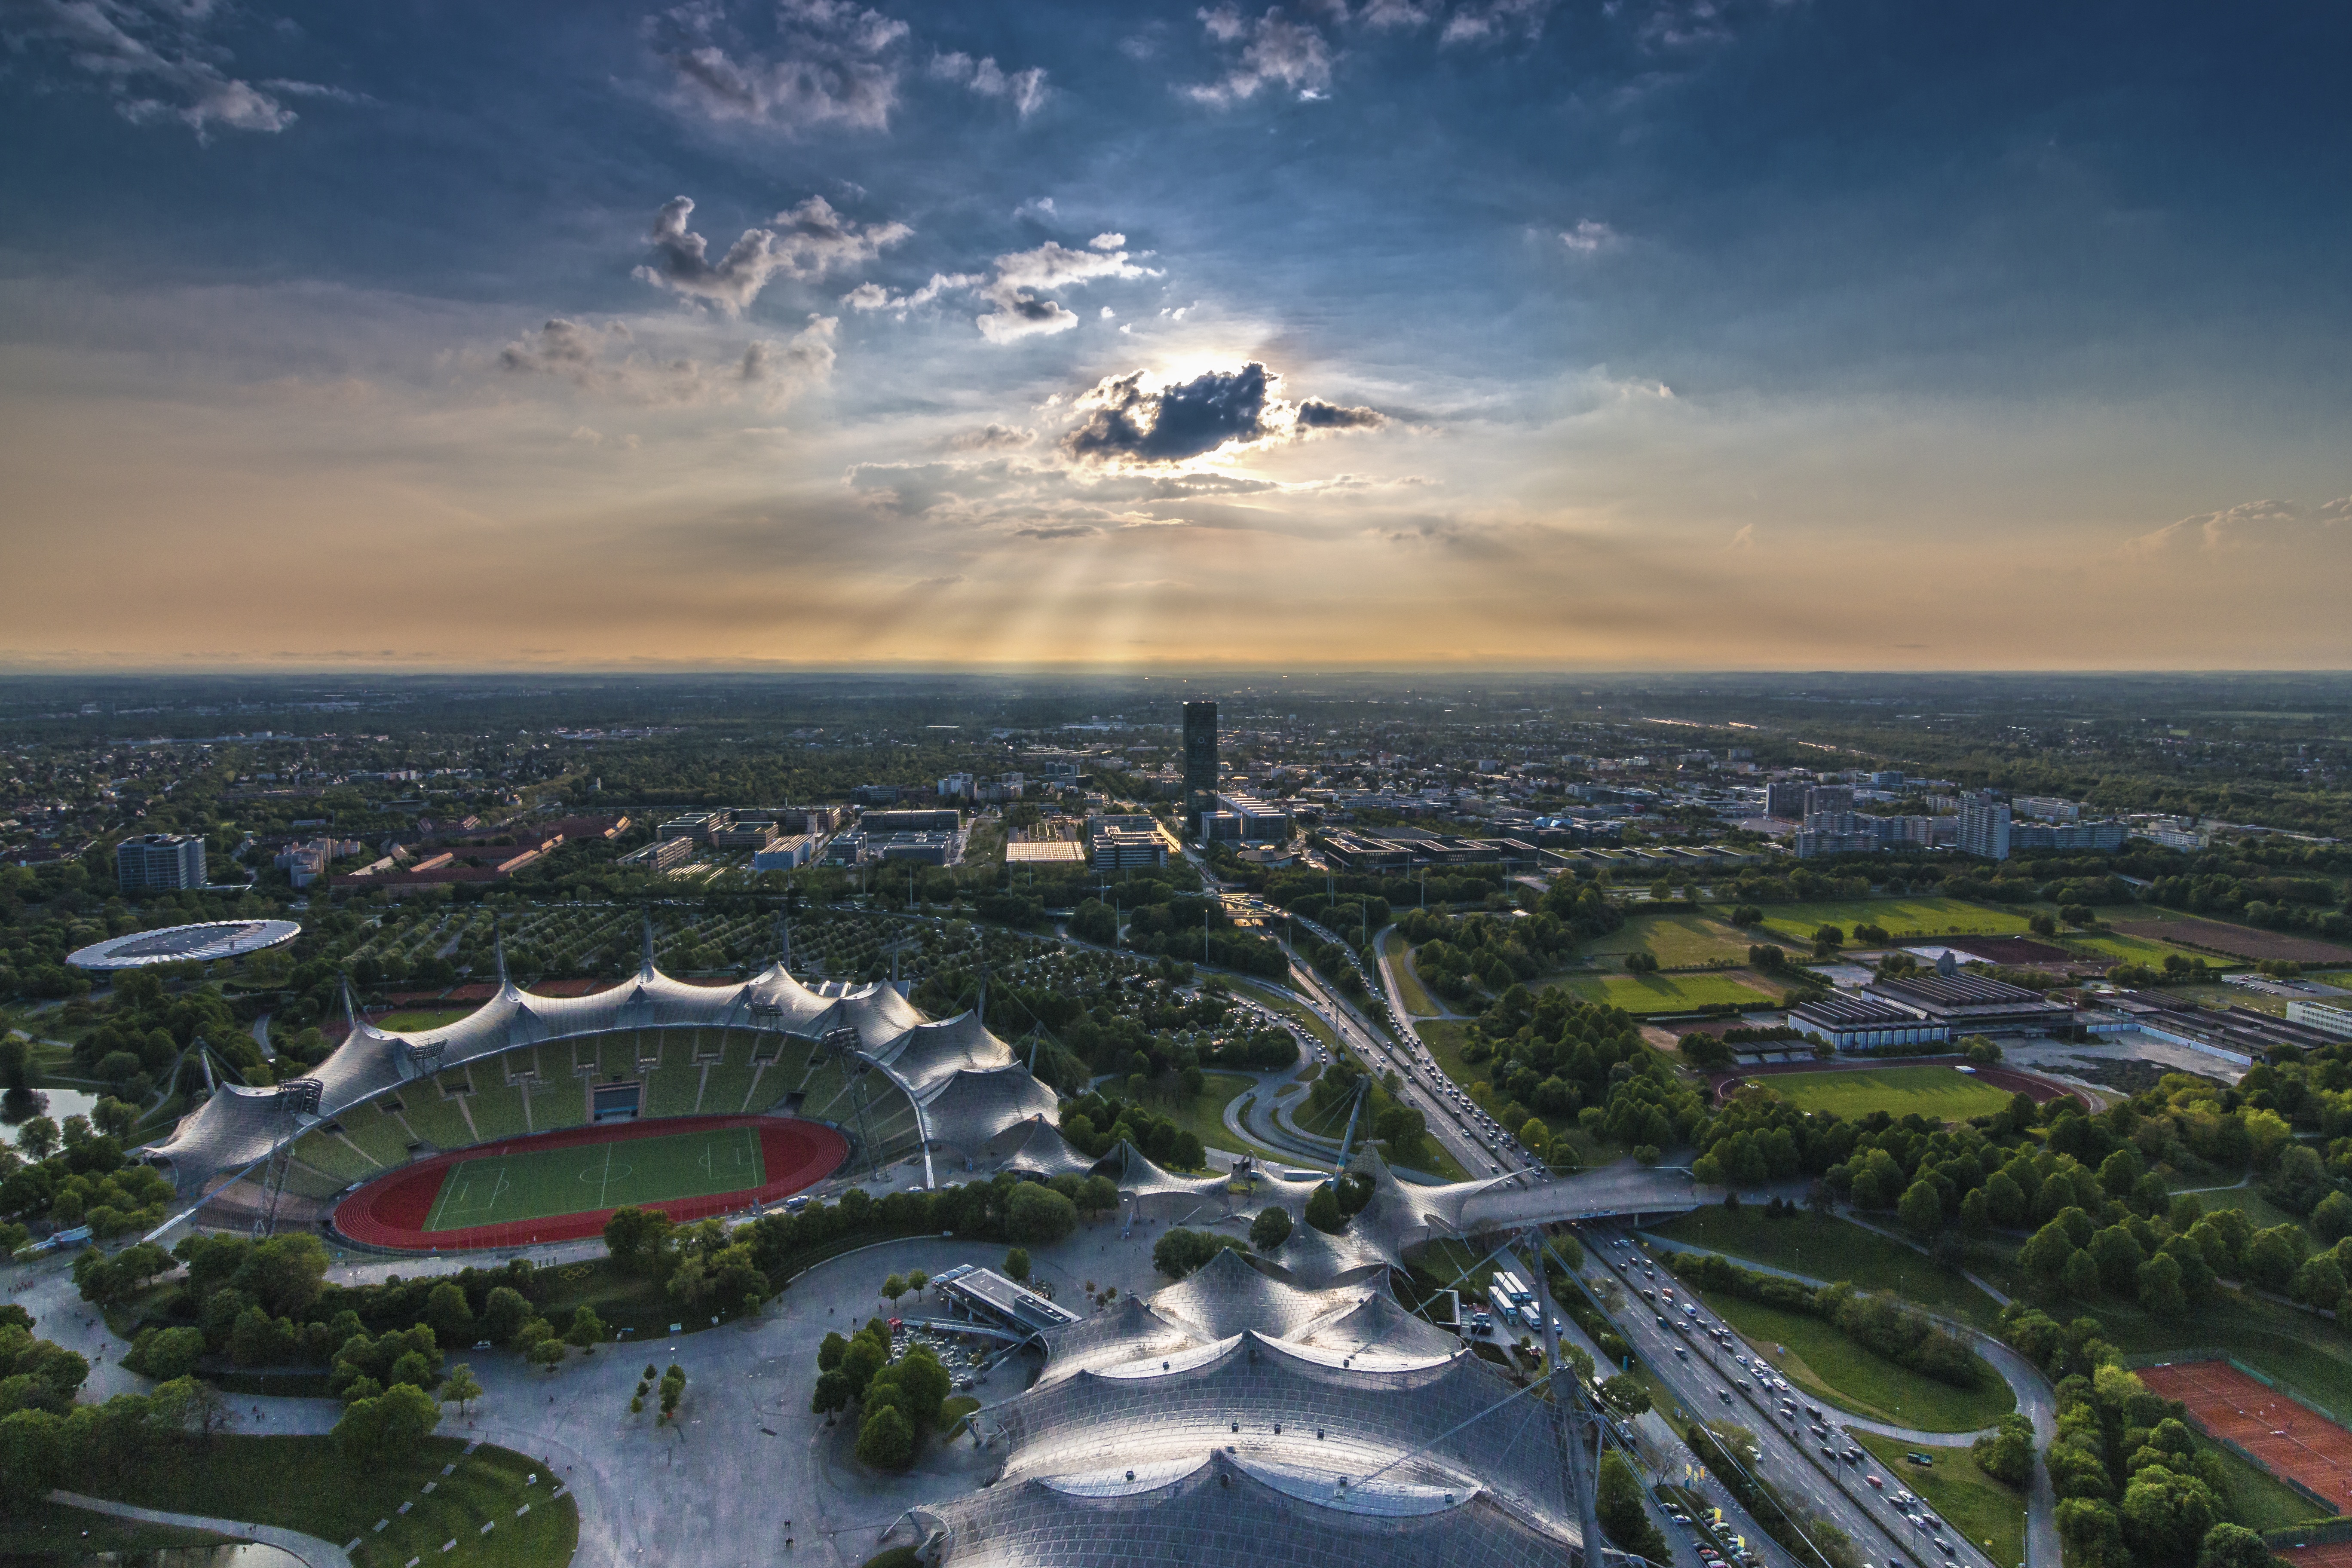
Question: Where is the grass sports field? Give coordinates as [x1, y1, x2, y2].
[1731, 897, 2037, 944]
[425, 1122, 762, 1232]
[1552, 971, 1780, 1014]
[1760, 1064, 2016, 1122]
[1580, 910, 1756, 969]
[337, 1114, 845, 1250]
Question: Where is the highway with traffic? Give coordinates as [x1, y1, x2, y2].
[1580, 1222, 2008, 1568]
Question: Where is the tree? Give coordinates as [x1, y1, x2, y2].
[334, 1381, 441, 1461]
[424, 1281, 475, 1347]
[1002, 1247, 1030, 1283]
[1973, 1413, 2037, 1487]
[0, 1409, 67, 1515]
[527, 1338, 567, 1371]
[906, 1269, 929, 1295]
[441, 1363, 483, 1418]
[1250, 1206, 1294, 1253]
[1598, 1373, 1651, 1418]
[91, 1097, 138, 1141]
[1305, 1182, 1344, 1234]
[564, 1306, 606, 1351]
[2062, 1247, 2103, 1299]
[811, 1369, 854, 1415]
[1595, 1450, 1669, 1564]
[132, 1325, 206, 1382]
[481, 1286, 532, 1346]
[1519, 1119, 1552, 1163]
[15, 1116, 58, 1161]
[1897, 1179, 1943, 1241]
[1004, 1183, 1078, 1246]
[880, 1274, 909, 1308]
[2138, 1253, 2187, 1316]
[239, 1234, 329, 1318]
[2197, 1522, 2279, 1568]
[2292, 1254, 2348, 1316]
[1152, 1228, 1246, 1279]
[856, 1404, 916, 1470]
[603, 1206, 675, 1278]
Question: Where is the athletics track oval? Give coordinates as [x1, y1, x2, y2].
[331, 1113, 848, 1251]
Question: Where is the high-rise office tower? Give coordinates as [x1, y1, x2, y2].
[116, 832, 207, 891]
[1182, 700, 1219, 831]
[1957, 793, 2012, 861]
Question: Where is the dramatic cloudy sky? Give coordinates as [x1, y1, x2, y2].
[2, 0, 2347, 670]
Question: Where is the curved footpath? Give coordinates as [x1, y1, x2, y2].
[49, 1490, 352, 1568]
[1635, 1230, 2060, 1568]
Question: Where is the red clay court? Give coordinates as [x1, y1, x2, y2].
[2139, 1360, 2352, 1516]
[332, 1113, 848, 1251]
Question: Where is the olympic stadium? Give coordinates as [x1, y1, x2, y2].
[141, 925, 1695, 1568]
[67, 918, 302, 971]
[142, 927, 1073, 1248]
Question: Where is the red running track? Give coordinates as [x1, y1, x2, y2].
[332, 1114, 848, 1252]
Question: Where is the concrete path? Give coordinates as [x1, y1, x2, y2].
[50, 1489, 352, 1568]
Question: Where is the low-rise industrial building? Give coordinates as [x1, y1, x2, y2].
[1788, 993, 1953, 1053]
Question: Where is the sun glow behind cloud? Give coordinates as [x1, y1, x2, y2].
[0, 0, 2346, 670]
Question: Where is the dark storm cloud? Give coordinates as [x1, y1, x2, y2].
[1064, 363, 1274, 462]
[1062, 363, 1386, 464]
[1295, 398, 1386, 431]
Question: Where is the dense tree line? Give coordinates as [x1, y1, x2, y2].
[1995, 1310, 2273, 1568]
[1455, 986, 1701, 1163]
[1668, 1251, 1985, 1388]
[811, 1315, 953, 1471]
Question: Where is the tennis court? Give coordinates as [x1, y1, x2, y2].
[2140, 1360, 2352, 1514]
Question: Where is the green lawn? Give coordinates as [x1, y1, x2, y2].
[1581, 910, 1758, 969]
[1382, 931, 1440, 1017]
[77, 1434, 578, 1568]
[1965, 1236, 2352, 1420]
[4, 1497, 232, 1562]
[1700, 1290, 2016, 1432]
[1761, 1065, 2018, 1124]
[1730, 898, 2038, 944]
[373, 1007, 477, 1031]
[1150, 1070, 1273, 1164]
[1647, 1211, 2005, 1328]
[425, 1123, 764, 1231]
[1552, 971, 1781, 1015]
[2197, 1428, 2334, 1532]
[1853, 1433, 2029, 1568]
[2063, 931, 2218, 969]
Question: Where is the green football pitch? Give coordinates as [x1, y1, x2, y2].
[1759, 1065, 2016, 1122]
[423, 1124, 765, 1233]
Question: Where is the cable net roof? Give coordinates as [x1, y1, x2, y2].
[141, 957, 1052, 1203]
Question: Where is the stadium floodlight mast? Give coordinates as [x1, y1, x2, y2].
[819, 1026, 887, 1183]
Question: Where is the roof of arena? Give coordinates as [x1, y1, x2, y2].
[899, 1245, 1588, 1568]
[69, 919, 301, 971]
[142, 936, 1057, 1207]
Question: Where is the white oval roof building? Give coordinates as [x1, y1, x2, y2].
[69, 919, 302, 971]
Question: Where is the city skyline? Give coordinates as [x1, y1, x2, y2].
[2, 0, 2347, 671]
